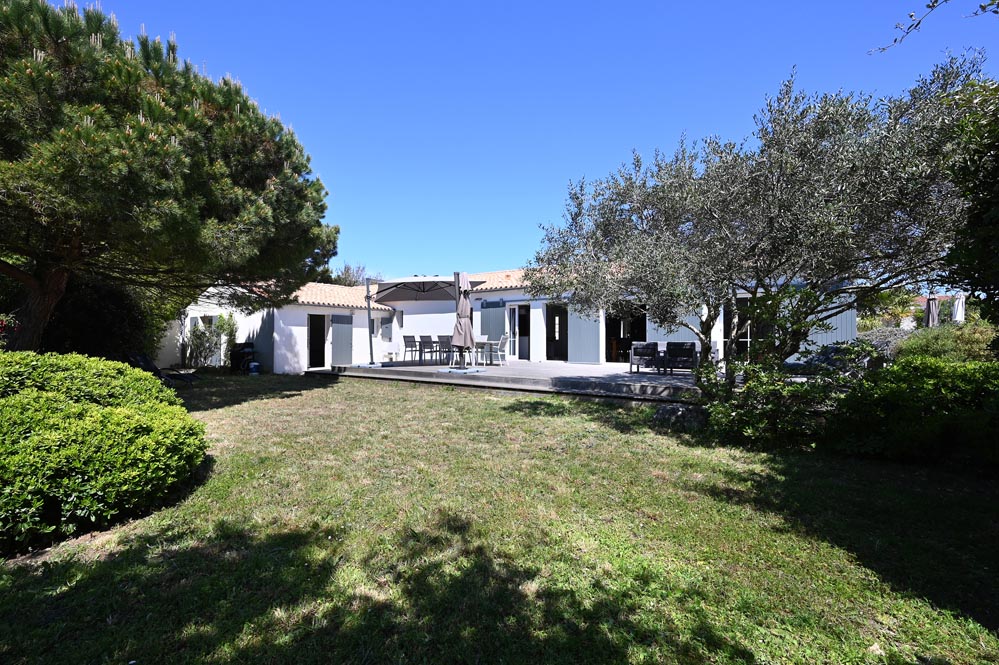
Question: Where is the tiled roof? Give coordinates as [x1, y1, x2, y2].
[914, 295, 953, 307]
[468, 268, 527, 292]
[292, 283, 394, 311]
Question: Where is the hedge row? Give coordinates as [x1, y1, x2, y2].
[707, 356, 999, 466]
[0, 353, 206, 553]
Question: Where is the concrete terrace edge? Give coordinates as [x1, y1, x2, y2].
[311, 365, 701, 403]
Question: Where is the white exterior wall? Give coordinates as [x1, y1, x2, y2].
[528, 300, 547, 362]
[388, 299, 459, 360]
[471, 290, 552, 362]
[352, 309, 398, 364]
[273, 304, 398, 372]
[273, 305, 321, 375]
[154, 291, 276, 370]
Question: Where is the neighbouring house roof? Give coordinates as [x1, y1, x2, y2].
[468, 268, 528, 293]
[914, 295, 953, 307]
[293, 283, 394, 312]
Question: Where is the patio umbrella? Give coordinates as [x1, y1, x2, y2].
[373, 275, 485, 303]
[952, 292, 966, 324]
[451, 272, 475, 369]
[924, 294, 940, 328]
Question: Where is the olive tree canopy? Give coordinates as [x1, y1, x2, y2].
[526, 59, 979, 366]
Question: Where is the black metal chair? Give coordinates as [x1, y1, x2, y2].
[663, 342, 699, 375]
[629, 342, 660, 373]
[437, 335, 454, 365]
[419, 335, 439, 364]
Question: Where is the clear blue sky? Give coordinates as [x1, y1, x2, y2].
[104, 1, 996, 279]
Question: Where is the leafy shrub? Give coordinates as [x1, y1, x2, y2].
[0, 351, 180, 407]
[826, 357, 999, 464]
[895, 321, 997, 362]
[706, 364, 855, 449]
[187, 323, 220, 368]
[0, 352, 206, 552]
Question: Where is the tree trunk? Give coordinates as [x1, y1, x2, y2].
[9, 269, 71, 351]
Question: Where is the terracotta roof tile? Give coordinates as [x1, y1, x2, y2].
[292, 283, 393, 311]
[468, 268, 527, 292]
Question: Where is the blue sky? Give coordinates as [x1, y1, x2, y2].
[104, 1, 996, 279]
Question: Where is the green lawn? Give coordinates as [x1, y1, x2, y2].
[2, 375, 997, 664]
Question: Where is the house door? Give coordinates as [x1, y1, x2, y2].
[546, 304, 568, 361]
[330, 314, 353, 366]
[308, 314, 327, 368]
[507, 304, 530, 360]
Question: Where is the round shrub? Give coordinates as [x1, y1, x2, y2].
[0, 352, 206, 552]
[0, 351, 180, 407]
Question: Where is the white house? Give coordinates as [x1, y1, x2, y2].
[155, 268, 857, 373]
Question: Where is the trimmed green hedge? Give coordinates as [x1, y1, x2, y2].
[826, 356, 999, 464]
[0, 353, 206, 552]
[705, 356, 999, 467]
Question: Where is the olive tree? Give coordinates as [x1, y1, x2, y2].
[526, 60, 977, 371]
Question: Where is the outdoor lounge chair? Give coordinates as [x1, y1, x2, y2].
[629, 342, 661, 373]
[663, 342, 699, 375]
[127, 353, 198, 388]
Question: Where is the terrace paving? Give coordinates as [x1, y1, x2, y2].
[315, 359, 699, 402]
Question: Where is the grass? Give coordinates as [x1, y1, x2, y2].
[2, 374, 997, 664]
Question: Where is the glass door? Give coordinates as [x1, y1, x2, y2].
[507, 305, 519, 357]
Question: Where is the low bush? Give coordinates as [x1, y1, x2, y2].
[0, 351, 180, 407]
[0, 352, 206, 552]
[895, 321, 997, 362]
[826, 356, 999, 464]
[706, 364, 853, 449]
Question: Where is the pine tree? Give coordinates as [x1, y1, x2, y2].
[0, 0, 338, 349]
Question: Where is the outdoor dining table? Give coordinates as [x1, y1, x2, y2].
[475, 340, 497, 365]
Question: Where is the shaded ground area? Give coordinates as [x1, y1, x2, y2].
[695, 453, 999, 631]
[179, 371, 339, 412]
[2, 376, 996, 664]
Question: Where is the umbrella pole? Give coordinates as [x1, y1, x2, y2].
[365, 277, 375, 365]
[454, 271, 466, 369]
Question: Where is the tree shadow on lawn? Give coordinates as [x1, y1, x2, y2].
[180, 373, 340, 412]
[695, 450, 999, 632]
[1, 510, 755, 664]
